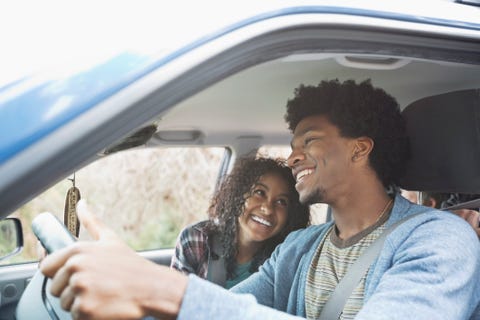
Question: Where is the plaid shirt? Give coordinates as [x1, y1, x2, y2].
[170, 220, 212, 279]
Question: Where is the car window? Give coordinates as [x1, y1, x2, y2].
[1, 147, 226, 265]
[258, 145, 328, 225]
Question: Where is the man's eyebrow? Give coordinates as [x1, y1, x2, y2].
[298, 125, 321, 136]
[290, 125, 321, 148]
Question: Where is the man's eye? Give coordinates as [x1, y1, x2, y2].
[305, 137, 317, 145]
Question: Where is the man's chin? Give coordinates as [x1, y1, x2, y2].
[300, 189, 324, 205]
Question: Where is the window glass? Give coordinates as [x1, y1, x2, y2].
[2, 147, 226, 265]
[257, 145, 328, 225]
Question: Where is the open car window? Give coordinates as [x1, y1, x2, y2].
[2, 144, 327, 267]
[1, 147, 226, 265]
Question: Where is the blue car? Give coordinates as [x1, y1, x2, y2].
[0, 1, 479, 319]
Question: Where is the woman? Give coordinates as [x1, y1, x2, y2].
[170, 157, 310, 288]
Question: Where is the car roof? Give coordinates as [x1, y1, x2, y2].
[0, 0, 479, 216]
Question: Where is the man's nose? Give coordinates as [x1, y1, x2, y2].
[287, 148, 305, 168]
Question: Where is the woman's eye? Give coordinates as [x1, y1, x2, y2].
[277, 199, 289, 207]
[253, 189, 265, 196]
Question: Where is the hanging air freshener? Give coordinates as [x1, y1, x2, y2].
[64, 173, 81, 237]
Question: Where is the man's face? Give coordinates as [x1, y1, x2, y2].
[287, 115, 355, 205]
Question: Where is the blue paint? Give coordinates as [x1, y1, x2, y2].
[0, 53, 154, 162]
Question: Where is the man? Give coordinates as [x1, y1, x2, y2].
[41, 79, 480, 319]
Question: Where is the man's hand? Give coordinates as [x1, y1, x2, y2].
[451, 209, 480, 239]
[40, 199, 188, 320]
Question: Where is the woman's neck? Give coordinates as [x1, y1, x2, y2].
[236, 236, 262, 264]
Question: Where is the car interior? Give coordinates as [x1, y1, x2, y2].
[0, 7, 479, 319]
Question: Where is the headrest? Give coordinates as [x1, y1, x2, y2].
[399, 89, 480, 193]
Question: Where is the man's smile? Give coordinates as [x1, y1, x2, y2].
[295, 168, 314, 183]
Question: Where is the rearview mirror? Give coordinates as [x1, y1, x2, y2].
[0, 218, 23, 261]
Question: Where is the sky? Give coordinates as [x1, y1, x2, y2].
[1, 0, 476, 87]
[0, 0, 267, 87]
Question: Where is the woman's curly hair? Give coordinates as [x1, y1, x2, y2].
[285, 79, 410, 189]
[206, 157, 310, 279]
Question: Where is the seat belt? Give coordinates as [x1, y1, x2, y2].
[443, 200, 480, 228]
[207, 233, 227, 287]
[318, 212, 424, 320]
[443, 198, 480, 211]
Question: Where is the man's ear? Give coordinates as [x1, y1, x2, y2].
[351, 137, 374, 162]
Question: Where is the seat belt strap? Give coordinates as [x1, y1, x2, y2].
[207, 233, 227, 287]
[318, 212, 424, 320]
[443, 198, 480, 210]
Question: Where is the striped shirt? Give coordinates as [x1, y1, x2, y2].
[305, 212, 390, 319]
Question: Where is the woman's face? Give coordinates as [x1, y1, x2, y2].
[237, 172, 290, 244]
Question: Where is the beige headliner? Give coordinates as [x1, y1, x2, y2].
[154, 54, 480, 149]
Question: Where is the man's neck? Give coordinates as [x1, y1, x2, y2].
[330, 182, 393, 240]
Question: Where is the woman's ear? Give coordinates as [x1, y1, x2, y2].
[351, 137, 374, 162]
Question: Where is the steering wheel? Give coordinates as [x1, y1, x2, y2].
[16, 213, 76, 320]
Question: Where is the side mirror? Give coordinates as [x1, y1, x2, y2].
[0, 218, 23, 261]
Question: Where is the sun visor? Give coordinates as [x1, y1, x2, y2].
[399, 89, 480, 193]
